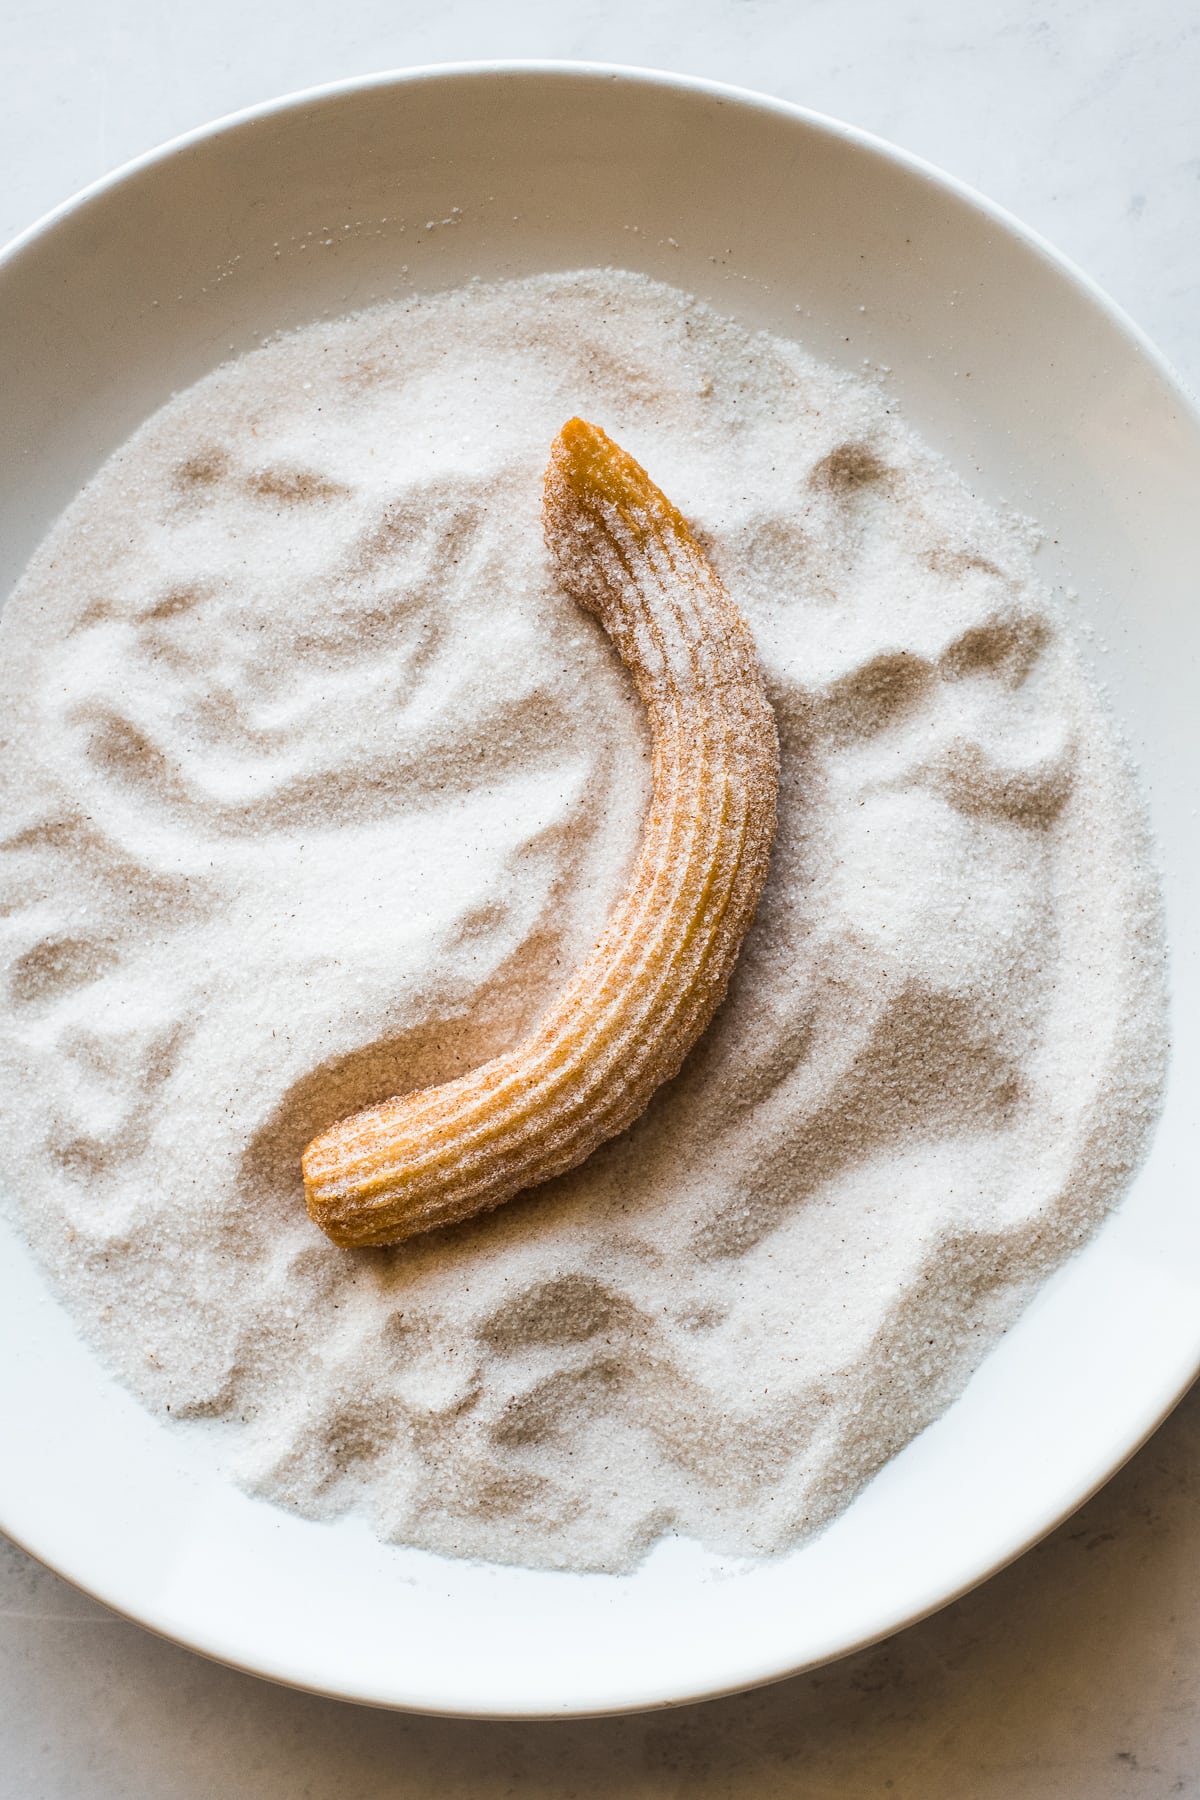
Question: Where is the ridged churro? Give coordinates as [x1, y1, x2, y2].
[303, 418, 780, 1247]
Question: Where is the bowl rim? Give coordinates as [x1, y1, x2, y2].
[2, 58, 1198, 1718]
[5, 55, 1197, 423]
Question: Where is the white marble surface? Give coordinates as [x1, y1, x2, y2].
[3, 1, 1199, 1793]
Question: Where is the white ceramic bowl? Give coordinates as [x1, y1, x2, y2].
[1, 63, 1198, 1719]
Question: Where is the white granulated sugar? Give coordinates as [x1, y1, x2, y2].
[0, 270, 1166, 1571]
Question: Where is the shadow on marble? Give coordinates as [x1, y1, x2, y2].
[4, 1378, 1200, 1798]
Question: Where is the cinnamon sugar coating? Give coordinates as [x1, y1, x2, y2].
[302, 418, 779, 1247]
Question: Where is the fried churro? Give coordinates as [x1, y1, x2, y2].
[303, 418, 779, 1247]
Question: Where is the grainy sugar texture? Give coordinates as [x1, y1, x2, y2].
[0, 271, 1166, 1572]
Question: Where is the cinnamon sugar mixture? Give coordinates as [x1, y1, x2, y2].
[0, 270, 1166, 1570]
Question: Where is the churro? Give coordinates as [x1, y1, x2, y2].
[302, 418, 780, 1248]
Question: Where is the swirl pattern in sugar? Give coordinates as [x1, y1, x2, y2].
[0, 269, 1166, 1571]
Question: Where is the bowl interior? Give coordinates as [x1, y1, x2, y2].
[2, 65, 1199, 1717]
